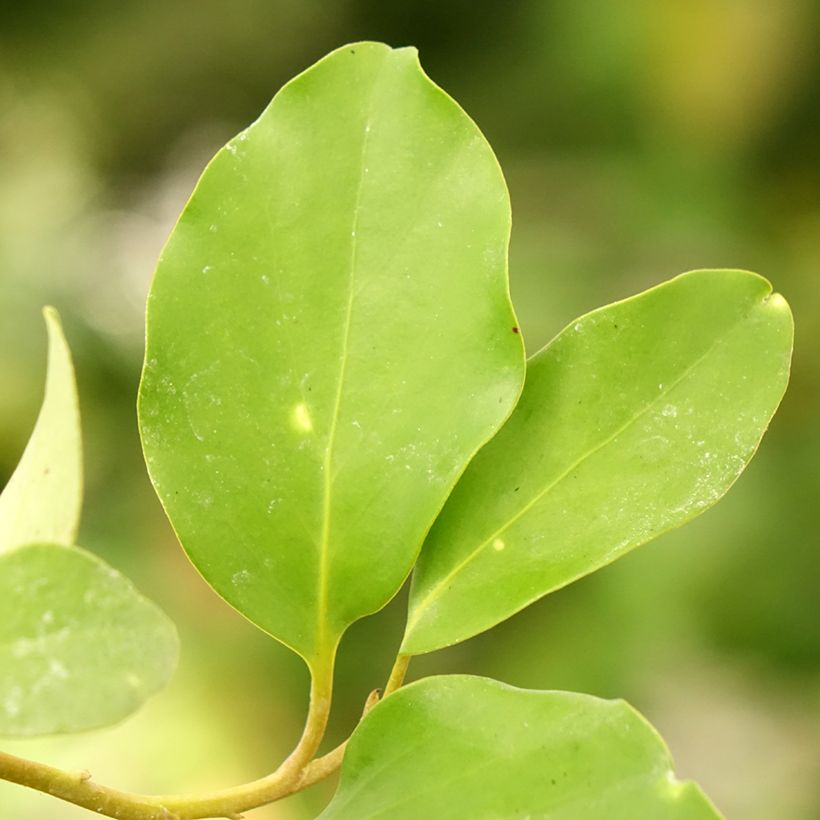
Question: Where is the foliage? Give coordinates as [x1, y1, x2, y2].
[321, 676, 718, 820]
[0, 310, 178, 739]
[0, 42, 793, 819]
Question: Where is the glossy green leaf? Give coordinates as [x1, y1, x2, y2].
[0, 542, 179, 737]
[139, 42, 524, 665]
[321, 675, 720, 819]
[404, 270, 793, 654]
[0, 308, 82, 554]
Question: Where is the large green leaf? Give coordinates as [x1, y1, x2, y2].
[0, 542, 179, 737]
[139, 42, 524, 665]
[0, 308, 82, 553]
[320, 675, 720, 819]
[403, 270, 793, 654]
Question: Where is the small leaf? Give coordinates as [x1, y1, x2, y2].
[403, 270, 793, 654]
[320, 675, 721, 819]
[0, 543, 179, 737]
[139, 42, 524, 665]
[0, 308, 82, 554]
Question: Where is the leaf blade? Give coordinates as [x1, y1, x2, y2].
[320, 676, 721, 819]
[139, 42, 524, 663]
[0, 308, 82, 554]
[404, 269, 793, 654]
[0, 543, 179, 737]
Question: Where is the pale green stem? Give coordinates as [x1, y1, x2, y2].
[384, 653, 411, 697]
[291, 687, 381, 790]
[0, 662, 336, 820]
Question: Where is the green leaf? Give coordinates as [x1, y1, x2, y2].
[320, 675, 721, 819]
[403, 270, 793, 654]
[0, 308, 82, 554]
[0, 542, 179, 737]
[138, 42, 524, 665]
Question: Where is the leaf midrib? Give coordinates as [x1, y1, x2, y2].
[315, 54, 388, 656]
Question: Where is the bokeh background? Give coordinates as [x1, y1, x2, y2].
[1, 2, 818, 818]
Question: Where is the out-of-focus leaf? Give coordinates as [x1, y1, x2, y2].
[320, 675, 721, 819]
[138, 41, 524, 666]
[0, 308, 82, 554]
[404, 270, 793, 654]
[0, 542, 179, 737]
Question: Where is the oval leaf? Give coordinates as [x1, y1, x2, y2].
[403, 270, 793, 654]
[0, 308, 82, 553]
[0, 543, 179, 737]
[139, 42, 524, 664]
[320, 675, 720, 819]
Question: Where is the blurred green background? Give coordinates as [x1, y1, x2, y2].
[1, 2, 818, 818]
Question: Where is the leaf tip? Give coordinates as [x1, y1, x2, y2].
[42, 304, 59, 320]
[762, 289, 792, 317]
[41, 306, 75, 370]
[41, 305, 63, 335]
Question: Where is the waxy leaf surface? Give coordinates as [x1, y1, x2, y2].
[320, 675, 720, 819]
[139, 42, 524, 663]
[404, 270, 793, 654]
[0, 309, 81, 554]
[0, 543, 179, 736]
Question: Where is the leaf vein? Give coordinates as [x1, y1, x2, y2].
[316, 56, 388, 654]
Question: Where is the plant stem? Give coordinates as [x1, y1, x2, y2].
[0, 661, 336, 819]
[384, 653, 411, 696]
[293, 687, 381, 790]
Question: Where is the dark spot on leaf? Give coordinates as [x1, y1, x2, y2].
[512, 326, 519, 334]
[514, 486, 520, 492]
[350, 49, 356, 54]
